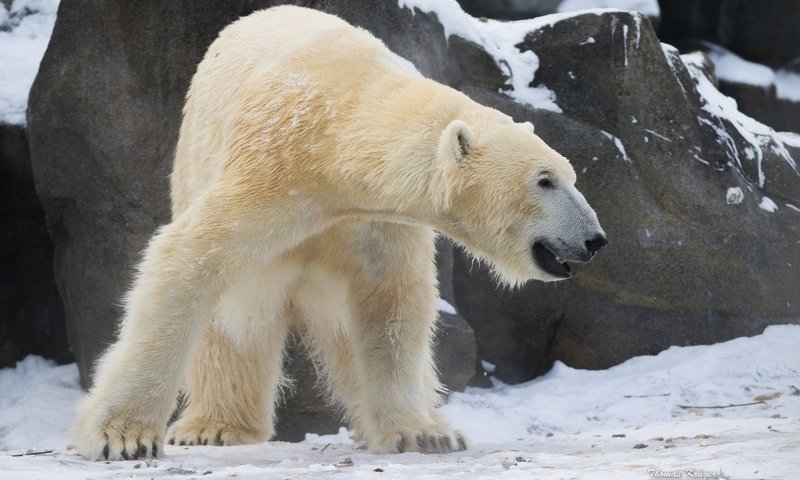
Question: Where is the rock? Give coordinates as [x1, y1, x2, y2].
[0, 123, 71, 368]
[27, 0, 477, 439]
[452, 11, 800, 382]
[457, 0, 563, 20]
[659, 0, 800, 71]
[658, 0, 800, 132]
[457, 0, 660, 23]
[715, 80, 800, 135]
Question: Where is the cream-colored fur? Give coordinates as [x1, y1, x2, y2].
[73, 6, 604, 460]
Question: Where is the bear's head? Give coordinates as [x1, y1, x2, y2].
[434, 118, 606, 286]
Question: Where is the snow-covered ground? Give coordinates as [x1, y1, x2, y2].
[0, 0, 59, 125]
[2, 325, 798, 479]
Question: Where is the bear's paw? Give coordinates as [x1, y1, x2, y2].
[166, 417, 267, 447]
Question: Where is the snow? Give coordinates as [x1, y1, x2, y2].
[725, 187, 743, 205]
[0, 0, 59, 125]
[3, 325, 799, 479]
[399, 1, 633, 112]
[681, 51, 799, 186]
[437, 298, 457, 314]
[558, 0, 660, 18]
[601, 129, 631, 162]
[705, 44, 775, 87]
[703, 43, 800, 103]
[759, 196, 778, 212]
[775, 69, 800, 102]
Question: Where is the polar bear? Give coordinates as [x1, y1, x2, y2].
[73, 6, 606, 460]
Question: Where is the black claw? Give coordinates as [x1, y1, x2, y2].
[416, 435, 424, 449]
[139, 444, 147, 458]
[456, 435, 467, 451]
[121, 450, 129, 460]
[179, 441, 186, 446]
[152, 444, 159, 457]
[168, 439, 175, 445]
[440, 436, 452, 452]
[102, 444, 109, 460]
[428, 435, 438, 451]
[396, 439, 405, 453]
[203, 438, 208, 446]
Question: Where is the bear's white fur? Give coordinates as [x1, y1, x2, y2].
[73, 6, 604, 460]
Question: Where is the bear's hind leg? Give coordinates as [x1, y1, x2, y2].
[166, 264, 297, 446]
[166, 323, 288, 446]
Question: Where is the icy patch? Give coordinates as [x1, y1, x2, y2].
[775, 69, 800, 102]
[557, 0, 659, 17]
[681, 52, 798, 186]
[725, 187, 743, 204]
[759, 196, 777, 212]
[437, 298, 457, 314]
[706, 44, 775, 87]
[399, 1, 636, 111]
[0, 0, 59, 125]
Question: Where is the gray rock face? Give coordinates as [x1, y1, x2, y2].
[27, 0, 475, 440]
[453, 11, 800, 383]
[0, 124, 71, 368]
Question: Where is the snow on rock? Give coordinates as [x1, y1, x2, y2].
[0, 0, 59, 125]
[557, 0, 660, 18]
[759, 196, 778, 212]
[399, 0, 603, 112]
[705, 44, 775, 87]
[680, 51, 799, 187]
[725, 186, 743, 204]
[398, 1, 650, 113]
[601, 129, 631, 162]
[775, 69, 800, 102]
[703, 43, 800, 103]
[2, 325, 799, 478]
[437, 298, 457, 314]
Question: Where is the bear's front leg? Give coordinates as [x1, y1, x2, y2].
[72, 211, 239, 460]
[346, 224, 467, 454]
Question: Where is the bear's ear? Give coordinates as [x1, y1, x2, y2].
[520, 121, 534, 133]
[438, 120, 475, 164]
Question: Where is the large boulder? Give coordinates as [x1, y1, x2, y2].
[0, 123, 70, 368]
[27, 0, 477, 440]
[452, 10, 800, 382]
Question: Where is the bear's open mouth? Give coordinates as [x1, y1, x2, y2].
[532, 241, 572, 279]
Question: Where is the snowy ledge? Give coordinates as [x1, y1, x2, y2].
[399, 0, 651, 112]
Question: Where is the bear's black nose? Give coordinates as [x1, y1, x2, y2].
[585, 234, 608, 257]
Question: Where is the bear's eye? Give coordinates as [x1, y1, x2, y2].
[537, 177, 554, 188]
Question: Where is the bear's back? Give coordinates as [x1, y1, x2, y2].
[171, 6, 401, 216]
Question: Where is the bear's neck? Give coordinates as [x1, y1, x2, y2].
[327, 74, 488, 224]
